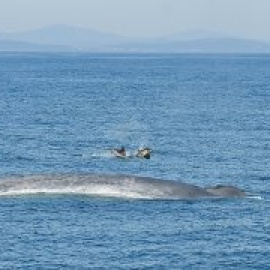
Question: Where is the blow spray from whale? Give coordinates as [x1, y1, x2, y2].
[0, 174, 248, 199]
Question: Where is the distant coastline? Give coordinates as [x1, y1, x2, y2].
[1, 24, 270, 53]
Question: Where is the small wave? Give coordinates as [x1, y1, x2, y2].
[258, 176, 270, 181]
[246, 195, 263, 200]
[88, 151, 112, 158]
[84, 150, 136, 159]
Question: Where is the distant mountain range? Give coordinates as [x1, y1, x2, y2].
[0, 39, 74, 52]
[1, 24, 270, 53]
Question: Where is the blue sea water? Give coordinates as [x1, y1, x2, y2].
[0, 53, 270, 269]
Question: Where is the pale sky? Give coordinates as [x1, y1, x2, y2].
[0, 0, 270, 40]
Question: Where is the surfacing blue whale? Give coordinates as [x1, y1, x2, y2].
[0, 174, 247, 199]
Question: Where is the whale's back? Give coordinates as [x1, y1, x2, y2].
[0, 174, 245, 199]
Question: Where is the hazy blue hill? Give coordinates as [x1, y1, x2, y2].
[117, 38, 270, 53]
[0, 39, 75, 52]
[163, 29, 233, 41]
[173, 38, 270, 53]
[0, 24, 125, 50]
[1, 25, 270, 53]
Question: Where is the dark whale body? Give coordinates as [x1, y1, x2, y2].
[0, 174, 247, 199]
[205, 185, 246, 198]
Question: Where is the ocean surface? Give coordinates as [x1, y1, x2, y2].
[0, 53, 269, 269]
